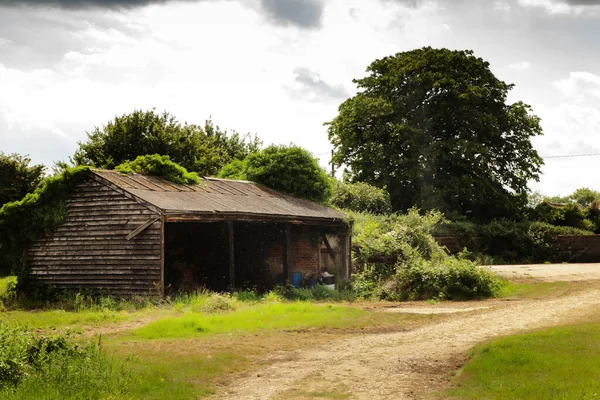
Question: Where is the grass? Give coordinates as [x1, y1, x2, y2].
[496, 279, 575, 299]
[132, 302, 370, 339]
[445, 322, 600, 399]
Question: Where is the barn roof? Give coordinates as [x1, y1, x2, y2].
[92, 169, 346, 222]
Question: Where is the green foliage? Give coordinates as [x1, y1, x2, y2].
[219, 145, 333, 203]
[446, 323, 600, 399]
[115, 154, 200, 184]
[350, 209, 503, 300]
[381, 257, 502, 301]
[0, 153, 45, 207]
[532, 202, 593, 231]
[73, 109, 261, 176]
[329, 181, 392, 214]
[272, 284, 356, 302]
[0, 323, 196, 399]
[0, 167, 91, 279]
[327, 47, 543, 221]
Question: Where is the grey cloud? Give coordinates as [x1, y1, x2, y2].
[291, 67, 349, 101]
[260, 0, 324, 29]
[564, 0, 600, 4]
[0, 0, 176, 9]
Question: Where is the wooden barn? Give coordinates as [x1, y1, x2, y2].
[27, 169, 351, 296]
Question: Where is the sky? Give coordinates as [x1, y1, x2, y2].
[1, 0, 600, 196]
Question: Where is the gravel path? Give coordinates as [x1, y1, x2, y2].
[214, 266, 600, 400]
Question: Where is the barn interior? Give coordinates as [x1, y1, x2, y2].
[164, 221, 349, 294]
[164, 221, 286, 293]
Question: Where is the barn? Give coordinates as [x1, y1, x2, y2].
[27, 169, 351, 296]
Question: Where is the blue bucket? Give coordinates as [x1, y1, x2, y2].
[291, 272, 303, 288]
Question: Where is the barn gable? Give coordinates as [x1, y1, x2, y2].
[28, 175, 163, 296]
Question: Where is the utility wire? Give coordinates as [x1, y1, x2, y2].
[542, 153, 600, 159]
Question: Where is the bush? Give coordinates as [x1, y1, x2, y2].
[115, 154, 200, 184]
[329, 181, 392, 214]
[219, 145, 333, 203]
[380, 257, 503, 301]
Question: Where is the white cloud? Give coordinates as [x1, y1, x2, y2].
[494, 1, 511, 12]
[554, 71, 600, 102]
[517, 0, 586, 14]
[508, 61, 531, 70]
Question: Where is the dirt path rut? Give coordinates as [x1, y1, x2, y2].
[215, 284, 600, 399]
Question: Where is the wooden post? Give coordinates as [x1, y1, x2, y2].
[283, 224, 291, 284]
[228, 221, 235, 291]
[160, 216, 165, 298]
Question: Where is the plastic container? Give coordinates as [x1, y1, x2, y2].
[291, 272, 303, 288]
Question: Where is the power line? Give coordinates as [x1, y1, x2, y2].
[542, 153, 600, 159]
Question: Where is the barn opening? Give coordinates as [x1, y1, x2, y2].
[164, 221, 287, 293]
[163, 221, 349, 294]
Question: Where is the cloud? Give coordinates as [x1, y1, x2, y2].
[554, 71, 600, 102]
[508, 61, 531, 70]
[516, 0, 597, 13]
[260, 0, 324, 29]
[289, 67, 349, 101]
[0, 0, 176, 9]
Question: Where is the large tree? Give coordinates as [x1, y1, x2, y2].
[0, 153, 45, 207]
[73, 109, 261, 176]
[327, 47, 543, 221]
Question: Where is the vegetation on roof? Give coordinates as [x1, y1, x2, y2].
[115, 154, 200, 185]
[0, 166, 91, 282]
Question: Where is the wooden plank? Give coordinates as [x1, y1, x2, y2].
[126, 217, 160, 240]
[229, 221, 235, 291]
[284, 224, 291, 284]
[30, 259, 161, 266]
[29, 249, 161, 257]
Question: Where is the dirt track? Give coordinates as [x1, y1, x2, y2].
[214, 265, 600, 400]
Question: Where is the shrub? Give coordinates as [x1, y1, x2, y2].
[115, 154, 200, 184]
[219, 145, 333, 203]
[329, 181, 392, 214]
[380, 257, 503, 301]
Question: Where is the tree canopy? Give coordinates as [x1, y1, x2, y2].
[327, 47, 544, 221]
[330, 181, 392, 214]
[0, 153, 45, 207]
[73, 109, 261, 176]
[218, 145, 332, 203]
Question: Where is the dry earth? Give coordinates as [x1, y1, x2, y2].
[213, 264, 600, 400]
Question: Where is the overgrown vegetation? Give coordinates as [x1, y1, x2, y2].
[433, 219, 594, 264]
[349, 209, 504, 300]
[445, 323, 600, 399]
[116, 154, 200, 184]
[219, 144, 333, 203]
[329, 181, 392, 214]
[0, 167, 90, 279]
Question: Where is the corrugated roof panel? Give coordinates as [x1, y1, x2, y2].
[92, 169, 346, 221]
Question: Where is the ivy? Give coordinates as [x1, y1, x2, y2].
[115, 154, 200, 185]
[0, 167, 91, 284]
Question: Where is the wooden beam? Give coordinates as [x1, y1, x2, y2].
[283, 224, 291, 284]
[322, 234, 337, 268]
[228, 221, 235, 291]
[126, 217, 159, 241]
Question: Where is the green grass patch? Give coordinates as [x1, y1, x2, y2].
[497, 280, 574, 299]
[446, 323, 600, 399]
[132, 302, 367, 339]
[0, 309, 137, 330]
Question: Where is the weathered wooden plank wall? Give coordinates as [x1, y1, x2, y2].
[28, 177, 162, 295]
